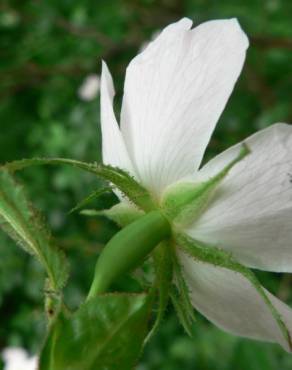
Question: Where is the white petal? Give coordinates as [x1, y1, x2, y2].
[121, 18, 248, 196]
[186, 123, 292, 272]
[100, 61, 136, 175]
[178, 250, 292, 351]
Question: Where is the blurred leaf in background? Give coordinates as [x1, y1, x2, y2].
[0, 0, 292, 368]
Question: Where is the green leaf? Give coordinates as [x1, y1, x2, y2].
[0, 169, 69, 291]
[3, 157, 155, 211]
[81, 202, 144, 227]
[39, 293, 151, 370]
[68, 186, 112, 214]
[176, 232, 292, 350]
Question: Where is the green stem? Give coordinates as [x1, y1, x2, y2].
[87, 210, 171, 300]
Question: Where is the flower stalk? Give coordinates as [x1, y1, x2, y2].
[87, 210, 171, 300]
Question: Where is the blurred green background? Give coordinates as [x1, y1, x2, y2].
[1, 0, 292, 369]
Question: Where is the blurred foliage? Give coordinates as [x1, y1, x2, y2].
[0, 0, 292, 368]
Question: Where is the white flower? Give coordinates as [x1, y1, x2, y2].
[139, 30, 161, 52]
[2, 347, 38, 370]
[100, 18, 292, 350]
[78, 74, 100, 101]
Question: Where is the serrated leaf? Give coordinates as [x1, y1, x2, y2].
[176, 232, 292, 349]
[39, 293, 151, 370]
[0, 169, 69, 291]
[3, 157, 155, 211]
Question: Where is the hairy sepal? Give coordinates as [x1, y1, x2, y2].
[3, 158, 155, 211]
[69, 186, 112, 214]
[146, 241, 173, 342]
[170, 244, 196, 336]
[0, 169, 69, 292]
[175, 232, 292, 350]
[161, 144, 250, 225]
[81, 203, 145, 227]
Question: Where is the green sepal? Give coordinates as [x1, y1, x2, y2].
[68, 186, 112, 214]
[39, 293, 151, 370]
[170, 246, 196, 336]
[175, 232, 292, 350]
[81, 202, 145, 227]
[0, 169, 69, 292]
[3, 157, 155, 211]
[161, 144, 250, 225]
[146, 241, 173, 342]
